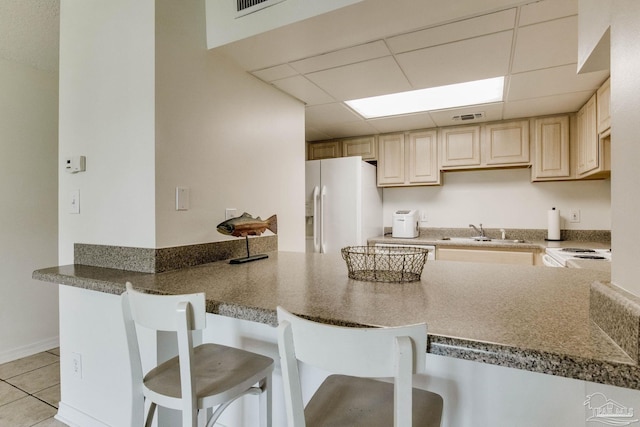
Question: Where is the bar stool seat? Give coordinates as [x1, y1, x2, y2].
[304, 375, 443, 427]
[277, 306, 443, 427]
[122, 282, 273, 427]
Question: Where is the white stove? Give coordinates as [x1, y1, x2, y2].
[544, 247, 611, 267]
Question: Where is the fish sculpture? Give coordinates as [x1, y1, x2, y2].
[217, 212, 278, 237]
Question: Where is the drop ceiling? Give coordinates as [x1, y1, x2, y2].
[215, 0, 610, 142]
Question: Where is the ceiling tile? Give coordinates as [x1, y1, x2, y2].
[290, 40, 390, 74]
[428, 103, 504, 127]
[305, 126, 334, 142]
[387, 8, 516, 54]
[305, 102, 363, 127]
[395, 31, 513, 89]
[503, 91, 593, 119]
[511, 16, 578, 74]
[271, 75, 335, 105]
[519, 0, 577, 27]
[305, 56, 411, 101]
[251, 64, 299, 82]
[508, 64, 608, 101]
[368, 112, 437, 134]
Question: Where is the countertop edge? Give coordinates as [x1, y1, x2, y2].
[429, 336, 638, 389]
[33, 264, 639, 389]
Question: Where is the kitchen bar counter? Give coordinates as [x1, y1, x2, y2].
[34, 251, 640, 389]
[369, 234, 612, 251]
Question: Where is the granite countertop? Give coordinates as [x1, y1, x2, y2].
[368, 234, 612, 251]
[33, 251, 640, 389]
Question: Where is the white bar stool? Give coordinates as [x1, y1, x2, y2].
[277, 306, 443, 427]
[121, 282, 274, 427]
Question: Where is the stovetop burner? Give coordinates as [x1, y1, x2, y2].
[561, 248, 597, 253]
[574, 255, 606, 260]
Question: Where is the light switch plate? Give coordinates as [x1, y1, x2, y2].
[176, 187, 190, 211]
[69, 190, 80, 214]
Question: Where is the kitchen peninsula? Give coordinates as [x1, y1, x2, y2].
[34, 249, 640, 426]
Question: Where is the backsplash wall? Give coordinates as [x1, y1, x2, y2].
[382, 168, 611, 231]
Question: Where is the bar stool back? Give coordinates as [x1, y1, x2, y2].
[277, 306, 443, 427]
[122, 282, 273, 427]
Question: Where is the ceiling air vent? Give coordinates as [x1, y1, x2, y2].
[236, 0, 287, 17]
[452, 112, 485, 121]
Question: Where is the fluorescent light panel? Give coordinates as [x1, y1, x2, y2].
[345, 76, 505, 119]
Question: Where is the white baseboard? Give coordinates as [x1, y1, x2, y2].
[0, 336, 59, 364]
[56, 402, 111, 427]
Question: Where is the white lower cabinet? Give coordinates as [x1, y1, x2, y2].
[437, 247, 539, 265]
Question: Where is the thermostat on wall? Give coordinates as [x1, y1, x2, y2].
[65, 156, 86, 173]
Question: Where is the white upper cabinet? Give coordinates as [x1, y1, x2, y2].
[439, 125, 481, 168]
[596, 77, 611, 135]
[377, 133, 406, 186]
[531, 115, 571, 181]
[482, 120, 530, 166]
[342, 136, 377, 161]
[377, 131, 440, 187]
[408, 130, 439, 185]
[577, 93, 610, 179]
[440, 121, 530, 169]
[307, 141, 341, 160]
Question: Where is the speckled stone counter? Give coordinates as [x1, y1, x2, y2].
[34, 251, 640, 389]
[369, 232, 611, 251]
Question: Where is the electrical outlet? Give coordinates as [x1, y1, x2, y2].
[420, 212, 428, 222]
[225, 208, 237, 220]
[72, 352, 83, 379]
[569, 209, 581, 223]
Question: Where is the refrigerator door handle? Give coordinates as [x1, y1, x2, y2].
[320, 185, 327, 253]
[313, 186, 320, 252]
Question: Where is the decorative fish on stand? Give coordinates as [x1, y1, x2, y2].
[216, 213, 277, 264]
[217, 213, 278, 237]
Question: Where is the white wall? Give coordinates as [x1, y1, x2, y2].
[205, 0, 363, 48]
[154, 0, 306, 251]
[383, 168, 611, 230]
[58, 0, 157, 264]
[0, 58, 59, 362]
[610, 0, 640, 295]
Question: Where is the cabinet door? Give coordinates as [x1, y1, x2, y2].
[577, 94, 598, 176]
[439, 126, 481, 168]
[307, 141, 341, 160]
[342, 136, 377, 161]
[377, 133, 405, 186]
[532, 116, 570, 180]
[436, 248, 534, 265]
[597, 77, 611, 134]
[483, 120, 530, 166]
[408, 130, 439, 184]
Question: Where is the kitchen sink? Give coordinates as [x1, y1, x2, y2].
[440, 237, 526, 244]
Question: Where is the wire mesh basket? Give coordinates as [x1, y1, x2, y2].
[341, 246, 429, 283]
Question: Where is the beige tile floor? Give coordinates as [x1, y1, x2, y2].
[0, 348, 67, 427]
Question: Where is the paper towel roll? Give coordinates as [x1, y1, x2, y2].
[547, 208, 561, 240]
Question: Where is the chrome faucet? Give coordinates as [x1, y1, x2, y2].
[469, 223, 486, 239]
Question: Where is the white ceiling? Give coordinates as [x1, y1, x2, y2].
[0, 0, 59, 73]
[216, 0, 610, 141]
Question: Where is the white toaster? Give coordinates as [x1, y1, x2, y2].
[392, 210, 419, 238]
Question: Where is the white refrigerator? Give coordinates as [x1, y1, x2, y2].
[305, 156, 383, 254]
